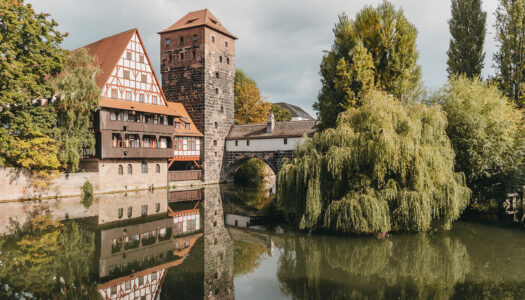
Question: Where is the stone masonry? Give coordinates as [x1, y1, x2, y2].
[160, 21, 235, 184]
[221, 150, 293, 181]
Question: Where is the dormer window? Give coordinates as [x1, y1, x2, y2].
[166, 38, 170, 46]
[193, 34, 198, 41]
[209, 18, 218, 24]
[185, 123, 190, 130]
[175, 122, 180, 129]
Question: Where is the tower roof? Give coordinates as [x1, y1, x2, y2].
[158, 9, 236, 39]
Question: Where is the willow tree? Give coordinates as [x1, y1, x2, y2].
[314, 1, 422, 129]
[278, 91, 470, 234]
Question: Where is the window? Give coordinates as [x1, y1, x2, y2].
[247, 140, 250, 146]
[213, 140, 217, 146]
[175, 122, 180, 129]
[185, 123, 190, 130]
[284, 138, 288, 145]
[188, 140, 196, 150]
[215, 151, 217, 157]
[112, 134, 122, 147]
[219, 56, 223, 63]
[126, 91, 132, 100]
[139, 55, 144, 63]
[179, 37, 184, 45]
[126, 51, 132, 60]
[235, 140, 238, 146]
[118, 165, 123, 175]
[180, 53, 184, 60]
[166, 38, 170, 46]
[156, 164, 160, 173]
[127, 206, 132, 218]
[110, 110, 117, 121]
[212, 36, 215, 43]
[141, 205, 147, 216]
[123, 70, 130, 79]
[214, 122, 218, 128]
[141, 74, 147, 83]
[152, 271, 157, 281]
[118, 208, 123, 219]
[139, 94, 145, 103]
[193, 34, 197, 41]
[152, 96, 158, 105]
[225, 41, 228, 47]
[156, 203, 160, 212]
[227, 57, 230, 64]
[141, 161, 148, 174]
[215, 88, 219, 94]
[215, 72, 219, 78]
[111, 286, 117, 295]
[160, 137, 168, 149]
[192, 50, 196, 59]
[220, 106, 224, 113]
[111, 88, 118, 99]
[138, 276, 144, 286]
[127, 164, 132, 174]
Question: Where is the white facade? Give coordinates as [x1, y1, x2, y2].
[225, 136, 305, 152]
[102, 32, 165, 106]
[172, 210, 200, 235]
[99, 268, 165, 300]
[173, 136, 201, 157]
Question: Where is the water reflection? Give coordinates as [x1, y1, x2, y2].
[1, 186, 525, 299]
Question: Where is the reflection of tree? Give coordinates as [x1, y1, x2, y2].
[0, 204, 99, 299]
[224, 185, 274, 211]
[234, 240, 267, 276]
[277, 233, 470, 300]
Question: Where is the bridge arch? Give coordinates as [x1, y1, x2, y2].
[220, 151, 292, 183]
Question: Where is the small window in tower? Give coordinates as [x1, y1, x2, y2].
[166, 38, 170, 46]
[123, 70, 130, 79]
[139, 55, 144, 63]
[227, 57, 230, 64]
[215, 72, 219, 79]
[127, 206, 132, 218]
[215, 88, 219, 94]
[180, 36, 184, 45]
[126, 51, 132, 60]
[219, 56, 223, 63]
[192, 50, 196, 59]
[193, 34, 198, 41]
[111, 88, 118, 99]
[126, 91, 132, 100]
[152, 95, 158, 105]
[214, 122, 218, 129]
[212, 35, 215, 43]
[180, 53, 184, 60]
[247, 140, 250, 146]
[235, 140, 238, 146]
[139, 94, 145, 103]
[215, 151, 217, 157]
[225, 41, 228, 47]
[213, 140, 217, 146]
[220, 106, 224, 113]
[209, 18, 218, 24]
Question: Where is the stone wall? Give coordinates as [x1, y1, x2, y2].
[0, 159, 168, 202]
[221, 150, 292, 182]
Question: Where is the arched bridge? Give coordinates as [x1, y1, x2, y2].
[220, 119, 318, 182]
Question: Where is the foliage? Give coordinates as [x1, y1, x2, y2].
[314, 1, 422, 128]
[447, 0, 486, 78]
[82, 180, 94, 208]
[440, 76, 525, 203]
[278, 91, 470, 234]
[494, 0, 525, 106]
[53, 48, 101, 172]
[271, 104, 292, 121]
[234, 240, 267, 276]
[234, 69, 271, 124]
[0, 204, 99, 298]
[235, 158, 266, 188]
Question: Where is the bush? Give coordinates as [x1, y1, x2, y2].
[81, 180, 93, 208]
[234, 159, 266, 188]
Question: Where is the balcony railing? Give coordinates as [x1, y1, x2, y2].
[168, 170, 202, 182]
[168, 189, 202, 202]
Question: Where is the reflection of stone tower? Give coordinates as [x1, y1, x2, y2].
[203, 185, 234, 299]
[159, 10, 236, 183]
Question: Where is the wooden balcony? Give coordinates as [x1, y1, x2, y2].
[102, 147, 173, 159]
[168, 189, 202, 202]
[168, 170, 202, 182]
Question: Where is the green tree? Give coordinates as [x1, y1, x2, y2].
[234, 69, 271, 124]
[271, 104, 292, 121]
[447, 0, 487, 78]
[314, 1, 422, 128]
[440, 76, 525, 203]
[494, 0, 525, 106]
[235, 158, 266, 188]
[279, 91, 470, 234]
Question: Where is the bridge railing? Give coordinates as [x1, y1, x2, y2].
[168, 170, 202, 182]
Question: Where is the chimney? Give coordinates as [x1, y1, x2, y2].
[267, 112, 275, 133]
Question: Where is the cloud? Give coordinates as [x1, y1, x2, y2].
[31, 0, 500, 117]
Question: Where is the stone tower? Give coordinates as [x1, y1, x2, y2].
[159, 9, 236, 183]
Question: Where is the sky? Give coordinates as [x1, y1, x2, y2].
[31, 0, 500, 117]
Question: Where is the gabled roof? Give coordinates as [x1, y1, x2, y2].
[274, 102, 315, 120]
[82, 28, 137, 89]
[168, 102, 203, 137]
[158, 9, 236, 39]
[226, 120, 319, 140]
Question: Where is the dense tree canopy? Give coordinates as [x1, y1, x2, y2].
[494, 0, 525, 106]
[440, 76, 525, 202]
[314, 1, 422, 128]
[447, 0, 486, 78]
[271, 104, 292, 122]
[234, 69, 271, 124]
[279, 91, 470, 234]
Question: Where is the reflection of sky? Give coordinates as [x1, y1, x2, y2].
[234, 247, 289, 300]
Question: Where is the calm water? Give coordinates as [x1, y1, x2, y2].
[1, 185, 525, 299]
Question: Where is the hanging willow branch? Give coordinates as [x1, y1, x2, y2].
[278, 91, 471, 234]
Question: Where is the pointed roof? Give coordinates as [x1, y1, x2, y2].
[82, 28, 137, 88]
[158, 9, 236, 39]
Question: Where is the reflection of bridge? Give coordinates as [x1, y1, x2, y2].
[221, 117, 318, 181]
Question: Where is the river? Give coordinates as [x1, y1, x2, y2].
[1, 185, 524, 299]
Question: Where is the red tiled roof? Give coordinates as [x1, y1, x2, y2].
[100, 98, 181, 116]
[226, 120, 319, 140]
[82, 28, 137, 89]
[168, 102, 203, 137]
[158, 9, 236, 39]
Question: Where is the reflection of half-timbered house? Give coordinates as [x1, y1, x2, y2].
[78, 28, 203, 187]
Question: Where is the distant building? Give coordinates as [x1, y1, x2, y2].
[273, 102, 315, 121]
